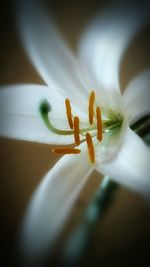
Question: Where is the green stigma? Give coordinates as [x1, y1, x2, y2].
[39, 99, 52, 114]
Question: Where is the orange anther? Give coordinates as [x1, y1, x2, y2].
[65, 98, 73, 129]
[74, 116, 80, 145]
[88, 91, 95, 125]
[86, 133, 95, 163]
[52, 148, 81, 154]
[96, 106, 102, 142]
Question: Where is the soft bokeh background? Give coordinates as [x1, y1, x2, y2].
[0, 0, 150, 266]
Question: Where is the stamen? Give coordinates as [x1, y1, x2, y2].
[88, 91, 95, 125]
[86, 133, 95, 163]
[65, 98, 73, 129]
[96, 106, 102, 141]
[74, 116, 80, 145]
[52, 148, 81, 154]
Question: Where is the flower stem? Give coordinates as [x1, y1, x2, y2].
[61, 177, 118, 265]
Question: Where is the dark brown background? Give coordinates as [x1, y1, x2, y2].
[0, 0, 150, 266]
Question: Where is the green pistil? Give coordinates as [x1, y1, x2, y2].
[39, 100, 123, 137]
[39, 100, 97, 136]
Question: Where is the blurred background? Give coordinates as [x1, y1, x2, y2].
[0, 0, 150, 266]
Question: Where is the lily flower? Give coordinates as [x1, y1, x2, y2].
[0, 0, 150, 261]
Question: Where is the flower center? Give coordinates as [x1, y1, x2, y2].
[40, 91, 123, 164]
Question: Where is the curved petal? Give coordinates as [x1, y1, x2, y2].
[0, 84, 83, 144]
[17, 0, 89, 111]
[79, 3, 150, 93]
[20, 143, 92, 262]
[96, 127, 150, 197]
[123, 70, 150, 123]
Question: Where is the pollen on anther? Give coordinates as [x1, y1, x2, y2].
[96, 106, 102, 142]
[86, 133, 95, 163]
[65, 98, 73, 129]
[88, 91, 95, 125]
[52, 148, 81, 154]
[74, 116, 80, 145]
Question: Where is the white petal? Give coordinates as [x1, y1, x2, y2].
[17, 0, 89, 110]
[0, 84, 80, 144]
[79, 3, 150, 93]
[96, 127, 150, 197]
[123, 70, 150, 123]
[20, 143, 92, 261]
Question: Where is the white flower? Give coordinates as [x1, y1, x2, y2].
[0, 0, 150, 261]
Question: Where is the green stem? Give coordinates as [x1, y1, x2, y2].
[62, 177, 117, 265]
